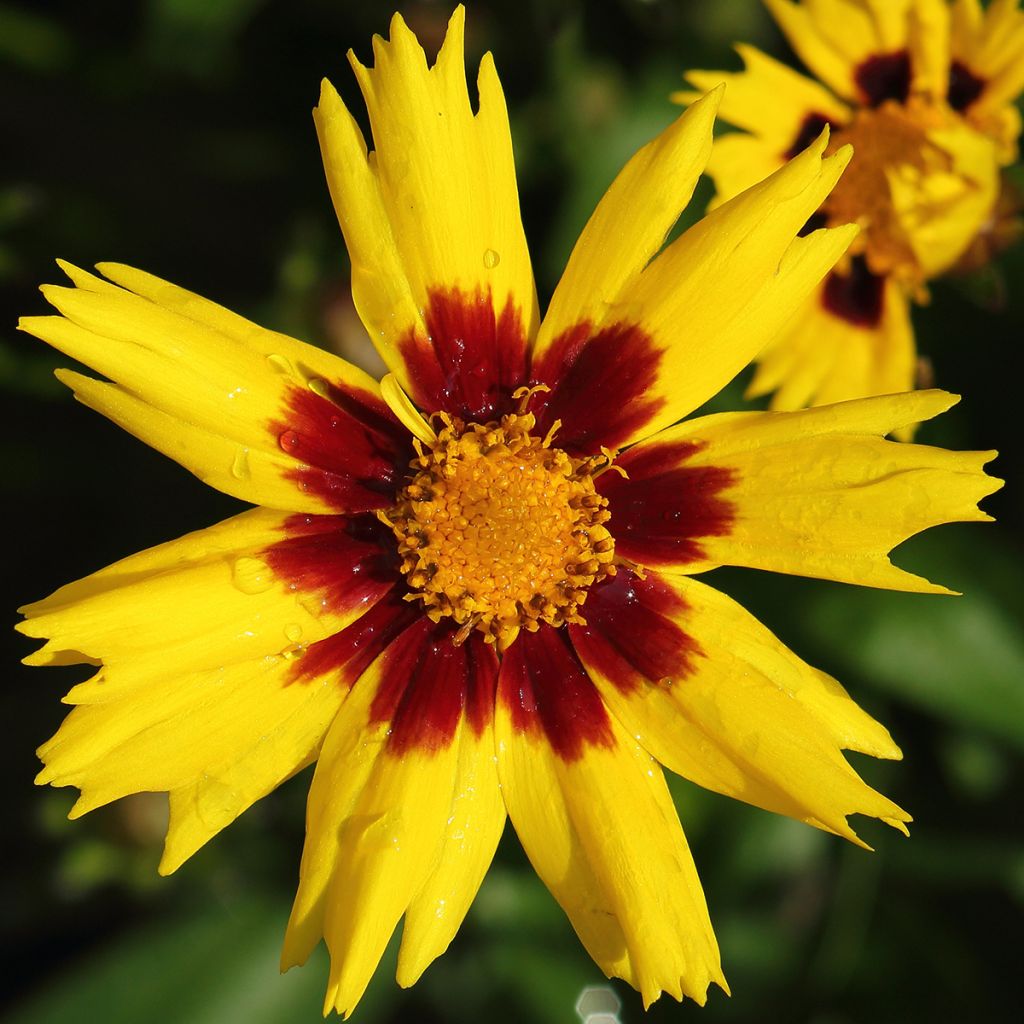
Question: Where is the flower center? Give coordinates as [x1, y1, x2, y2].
[825, 101, 938, 281]
[385, 401, 617, 651]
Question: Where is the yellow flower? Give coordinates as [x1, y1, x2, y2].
[18, 8, 1001, 1017]
[680, 0, 1022, 419]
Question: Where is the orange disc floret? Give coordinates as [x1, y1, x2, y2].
[385, 405, 617, 650]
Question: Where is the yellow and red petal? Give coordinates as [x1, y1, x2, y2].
[315, 7, 538, 420]
[683, 44, 851, 162]
[19, 263, 410, 514]
[20, 509, 398, 680]
[21, 508, 405, 866]
[570, 570, 910, 844]
[598, 390, 1001, 590]
[495, 628, 726, 1006]
[950, 0, 1024, 156]
[529, 130, 857, 454]
[282, 619, 501, 1016]
[161, 591, 418, 872]
[763, 0, 875, 101]
[765, 0, 924, 105]
[747, 259, 917, 420]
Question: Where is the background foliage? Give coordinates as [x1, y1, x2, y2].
[2, 2, 1021, 1022]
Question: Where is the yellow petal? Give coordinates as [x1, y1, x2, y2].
[602, 390, 1001, 591]
[693, 132, 788, 211]
[21, 507, 403, 870]
[534, 88, 721, 361]
[748, 270, 917, 426]
[396, 718, 505, 988]
[40, 649, 345, 863]
[764, 0, 864, 100]
[315, 7, 538, 413]
[570, 570, 909, 845]
[888, 121, 1000, 278]
[616, 137, 855, 433]
[19, 262, 408, 514]
[495, 632, 727, 1007]
[19, 508, 392, 680]
[530, 131, 858, 453]
[909, 0, 951, 100]
[683, 44, 851, 158]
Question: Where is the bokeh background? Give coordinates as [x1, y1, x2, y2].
[2, 1, 1022, 1022]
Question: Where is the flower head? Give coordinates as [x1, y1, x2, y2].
[18, 8, 1001, 1016]
[680, 0, 1022, 416]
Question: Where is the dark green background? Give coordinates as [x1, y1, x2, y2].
[2, 2, 1021, 1022]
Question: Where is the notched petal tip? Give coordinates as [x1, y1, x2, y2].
[445, 3, 467, 36]
[828, 139, 853, 172]
[67, 794, 93, 820]
[805, 123, 831, 157]
[639, 968, 729, 1010]
[313, 86, 340, 130]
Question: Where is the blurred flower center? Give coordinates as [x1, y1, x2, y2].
[825, 101, 941, 281]
[386, 402, 617, 651]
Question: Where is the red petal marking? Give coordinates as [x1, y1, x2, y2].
[785, 111, 833, 159]
[369, 620, 499, 755]
[529, 321, 666, 456]
[947, 60, 986, 112]
[597, 440, 736, 567]
[265, 512, 400, 617]
[288, 588, 420, 690]
[270, 379, 412, 512]
[822, 255, 885, 328]
[397, 286, 529, 421]
[570, 569, 702, 693]
[854, 51, 911, 107]
[498, 627, 614, 762]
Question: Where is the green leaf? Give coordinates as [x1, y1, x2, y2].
[5, 896, 402, 1024]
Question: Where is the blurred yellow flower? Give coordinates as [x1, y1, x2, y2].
[19, 6, 1001, 1017]
[680, 0, 1023, 420]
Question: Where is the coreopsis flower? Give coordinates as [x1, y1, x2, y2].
[19, 8, 1000, 1017]
[681, 0, 1023, 417]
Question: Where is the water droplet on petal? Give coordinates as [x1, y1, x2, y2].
[231, 556, 274, 595]
[284, 622, 303, 643]
[195, 774, 241, 828]
[231, 446, 251, 480]
[267, 353, 293, 375]
[483, 248, 500, 269]
[279, 429, 301, 454]
[308, 378, 330, 399]
[281, 643, 306, 661]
